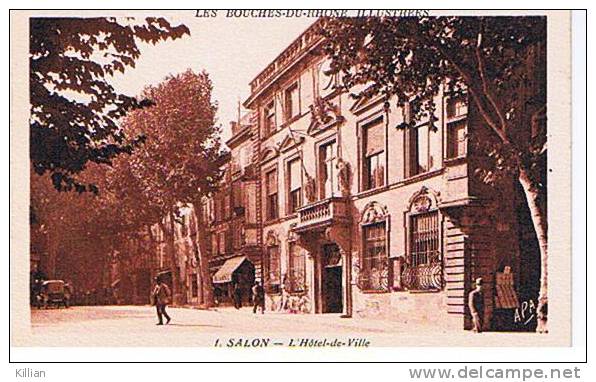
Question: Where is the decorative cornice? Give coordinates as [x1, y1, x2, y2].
[407, 186, 441, 214]
[360, 201, 389, 225]
[259, 145, 279, 164]
[278, 134, 305, 153]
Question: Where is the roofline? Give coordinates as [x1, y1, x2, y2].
[243, 18, 325, 108]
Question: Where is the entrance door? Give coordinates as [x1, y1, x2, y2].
[323, 266, 343, 313]
[322, 244, 343, 313]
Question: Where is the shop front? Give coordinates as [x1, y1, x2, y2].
[212, 256, 255, 306]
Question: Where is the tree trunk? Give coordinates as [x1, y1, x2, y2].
[159, 216, 182, 306]
[518, 168, 548, 333]
[194, 203, 214, 308]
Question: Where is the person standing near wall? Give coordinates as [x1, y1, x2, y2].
[252, 281, 265, 314]
[468, 278, 485, 333]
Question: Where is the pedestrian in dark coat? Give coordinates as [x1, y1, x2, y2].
[233, 283, 242, 309]
[252, 281, 265, 314]
[468, 277, 485, 332]
[152, 277, 172, 325]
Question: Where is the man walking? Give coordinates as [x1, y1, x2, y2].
[152, 277, 172, 325]
[468, 277, 485, 333]
[252, 281, 265, 314]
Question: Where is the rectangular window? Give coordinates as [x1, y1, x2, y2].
[288, 242, 306, 292]
[213, 197, 220, 222]
[287, 158, 302, 214]
[446, 96, 468, 119]
[361, 222, 388, 291]
[284, 83, 300, 121]
[406, 124, 431, 177]
[445, 95, 468, 160]
[318, 140, 337, 199]
[217, 231, 226, 255]
[191, 274, 198, 298]
[446, 119, 467, 159]
[363, 119, 385, 190]
[210, 234, 217, 256]
[239, 144, 251, 170]
[232, 182, 244, 216]
[264, 101, 276, 136]
[266, 169, 278, 220]
[224, 193, 231, 220]
[225, 228, 233, 253]
[267, 245, 281, 292]
[245, 181, 257, 224]
[232, 224, 243, 249]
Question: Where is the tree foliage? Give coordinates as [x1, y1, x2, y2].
[119, 69, 223, 215]
[319, 16, 546, 185]
[30, 17, 190, 192]
[30, 69, 224, 299]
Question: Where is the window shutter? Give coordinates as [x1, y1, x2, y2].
[267, 170, 277, 195]
[365, 120, 384, 156]
[289, 159, 301, 191]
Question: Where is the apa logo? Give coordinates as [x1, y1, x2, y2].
[514, 299, 537, 326]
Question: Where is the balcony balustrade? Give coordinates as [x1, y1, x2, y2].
[294, 196, 350, 232]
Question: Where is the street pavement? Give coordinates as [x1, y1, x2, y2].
[27, 305, 546, 347]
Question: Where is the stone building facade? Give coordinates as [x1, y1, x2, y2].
[202, 113, 263, 306]
[204, 22, 539, 330]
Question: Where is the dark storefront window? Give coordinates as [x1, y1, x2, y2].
[360, 222, 388, 291]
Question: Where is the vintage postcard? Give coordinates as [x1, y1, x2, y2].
[9, 9, 578, 359]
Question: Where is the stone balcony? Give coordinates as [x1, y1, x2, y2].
[294, 196, 351, 233]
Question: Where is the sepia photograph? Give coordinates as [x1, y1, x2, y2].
[9, 8, 582, 361]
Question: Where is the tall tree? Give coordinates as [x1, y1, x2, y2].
[118, 69, 224, 306]
[30, 17, 190, 192]
[320, 17, 548, 332]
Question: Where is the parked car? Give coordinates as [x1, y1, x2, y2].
[40, 280, 69, 308]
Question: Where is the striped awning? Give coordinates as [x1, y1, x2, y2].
[213, 256, 248, 284]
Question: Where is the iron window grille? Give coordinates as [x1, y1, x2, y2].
[359, 222, 389, 291]
[265, 245, 281, 293]
[287, 242, 306, 292]
[402, 211, 443, 290]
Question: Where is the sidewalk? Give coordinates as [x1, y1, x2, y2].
[193, 305, 451, 335]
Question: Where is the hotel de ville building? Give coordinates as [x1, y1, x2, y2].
[203, 21, 540, 331]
